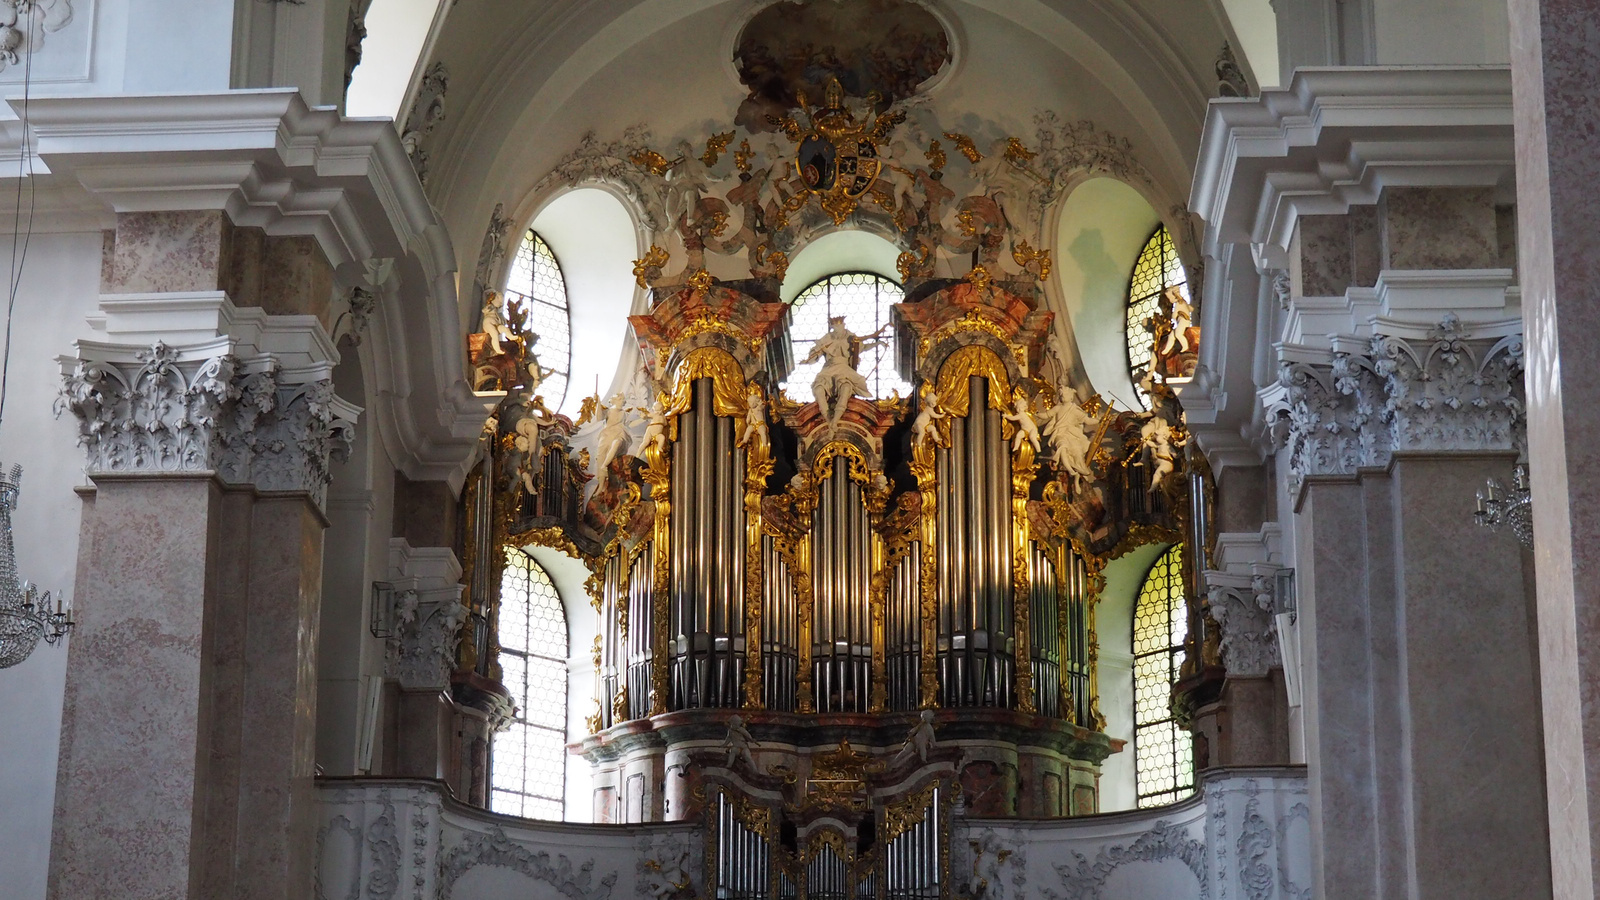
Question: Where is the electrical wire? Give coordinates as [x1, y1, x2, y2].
[0, 3, 39, 428]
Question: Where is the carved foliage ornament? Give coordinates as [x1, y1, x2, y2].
[55, 342, 356, 506]
[534, 107, 1154, 298]
[1049, 819, 1209, 900]
[384, 590, 470, 692]
[1272, 316, 1524, 485]
[1204, 572, 1279, 678]
[438, 827, 617, 900]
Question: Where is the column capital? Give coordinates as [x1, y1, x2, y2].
[1203, 524, 1286, 679]
[383, 539, 467, 692]
[1262, 314, 1524, 491]
[55, 293, 360, 508]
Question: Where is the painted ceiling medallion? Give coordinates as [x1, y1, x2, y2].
[733, 0, 950, 132]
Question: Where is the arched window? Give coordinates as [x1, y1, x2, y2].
[503, 230, 573, 409]
[781, 271, 913, 401]
[1132, 544, 1194, 808]
[490, 548, 568, 820]
[1123, 225, 1188, 407]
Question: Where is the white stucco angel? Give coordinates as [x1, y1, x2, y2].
[1003, 395, 1041, 455]
[513, 401, 555, 495]
[1040, 396, 1096, 489]
[724, 714, 758, 770]
[738, 383, 768, 451]
[1159, 286, 1194, 356]
[592, 395, 631, 477]
[639, 395, 670, 460]
[1141, 415, 1177, 491]
[479, 291, 519, 356]
[891, 709, 937, 767]
[911, 390, 947, 451]
[803, 317, 882, 432]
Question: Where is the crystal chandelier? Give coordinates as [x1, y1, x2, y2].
[1474, 464, 1533, 549]
[0, 463, 70, 668]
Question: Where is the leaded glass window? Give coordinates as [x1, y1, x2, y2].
[1124, 226, 1188, 407]
[503, 230, 572, 409]
[490, 548, 568, 820]
[1132, 544, 1194, 808]
[781, 272, 913, 401]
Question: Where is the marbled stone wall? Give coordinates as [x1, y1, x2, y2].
[1509, 0, 1600, 893]
[1380, 186, 1499, 270]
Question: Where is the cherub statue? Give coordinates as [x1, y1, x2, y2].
[738, 383, 768, 451]
[513, 400, 554, 495]
[891, 709, 937, 767]
[1040, 396, 1096, 490]
[1141, 415, 1177, 491]
[1003, 395, 1041, 455]
[643, 851, 694, 900]
[1160, 286, 1195, 356]
[479, 290, 519, 356]
[592, 395, 631, 477]
[802, 317, 883, 432]
[724, 714, 758, 769]
[911, 390, 947, 450]
[640, 395, 670, 460]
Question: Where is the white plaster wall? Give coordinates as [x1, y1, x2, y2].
[1053, 177, 1162, 411]
[0, 229, 106, 900]
[529, 188, 642, 415]
[1373, 0, 1509, 64]
[1218, 0, 1280, 88]
[346, 0, 448, 120]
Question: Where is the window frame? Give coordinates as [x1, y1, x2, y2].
[1123, 225, 1187, 408]
[1130, 543, 1195, 808]
[501, 228, 574, 410]
[781, 270, 912, 401]
[489, 547, 570, 820]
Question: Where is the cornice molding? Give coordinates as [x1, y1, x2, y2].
[1189, 66, 1514, 266]
[0, 90, 486, 489]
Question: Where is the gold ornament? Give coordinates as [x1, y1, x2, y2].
[701, 131, 735, 166]
[942, 131, 982, 163]
[632, 245, 669, 288]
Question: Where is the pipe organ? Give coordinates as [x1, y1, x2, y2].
[462, 92, 1203, 900]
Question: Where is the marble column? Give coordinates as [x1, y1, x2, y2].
[1508, 0, 1600, 894]
[1273, 318, 1549, 898]
[48, 212, 357, 900]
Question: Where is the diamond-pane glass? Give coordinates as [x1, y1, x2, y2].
[1132, 544, 1194, 808]
[503, 230, 572, 409]
[1124, 226, 1189, 408]
[781, 272, 913, 401]
[490, 548, 568, 820]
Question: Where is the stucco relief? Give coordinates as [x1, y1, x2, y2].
[1204, 576, 1279, 678]
[1268, 315, 1525, 488]
[0, 0, 74, 72]
[439, 827, 618, 900]
[384, 590, 469, 691]
[1047, 820, 1209, 900]
[55, 343, 358, 507]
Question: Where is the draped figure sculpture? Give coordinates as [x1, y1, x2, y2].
[802, 317, 885, 432]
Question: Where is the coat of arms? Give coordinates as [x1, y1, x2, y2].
[773, 77, 904, 224]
